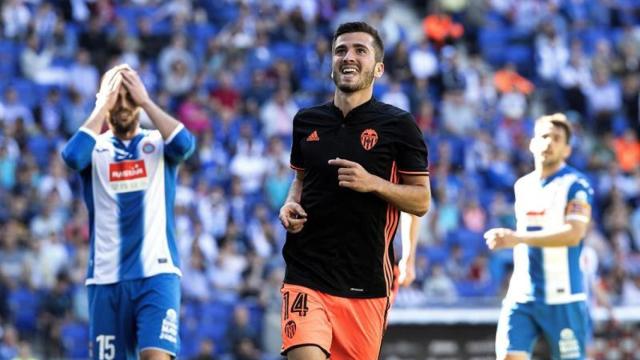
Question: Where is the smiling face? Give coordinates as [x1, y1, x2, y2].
[108, 87, 140, 136]
[331, 32, 384, 93]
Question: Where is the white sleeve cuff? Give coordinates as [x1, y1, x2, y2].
[164, 123, 185, 144]
[566, 214, 590, 223]
[79, 127, 98, 140]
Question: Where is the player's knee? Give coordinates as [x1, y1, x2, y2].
[139, 349, 172, 360]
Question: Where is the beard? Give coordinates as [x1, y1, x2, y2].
[542, 157, 562, 168]
[332, 67, 375, 93]
[537, 151, 564, 169]
[108, 108, 139, 135]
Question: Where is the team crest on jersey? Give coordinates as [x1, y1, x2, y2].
[306, 130, 320, 142]
[360, 129, 378, 150]
[108, 160, 149, 193]
[142, 142, 156, 154]
[284, 320, 297, 339]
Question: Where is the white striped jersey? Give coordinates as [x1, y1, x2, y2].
[61, 125, 195, 285]
[507, 165, 593, 305]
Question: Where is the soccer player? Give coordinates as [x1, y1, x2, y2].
[389, 213, 422, 307]
[484, 113, 593, 360]
[398, 212, 421, 287]
[278, 22, 431, 360]
[61, 64, 195, 360]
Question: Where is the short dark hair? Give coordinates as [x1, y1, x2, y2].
[332, 22, 384, 62]
[537, 113, 572, 144]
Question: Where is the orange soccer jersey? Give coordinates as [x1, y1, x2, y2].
[280, 284, 390, 360]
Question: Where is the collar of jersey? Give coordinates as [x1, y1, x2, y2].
[111, 133, 145, 160]
[329, 96, 377, 121]
[540, 164, 570, 186]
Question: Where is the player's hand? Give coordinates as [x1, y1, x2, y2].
[328, 158, 380, 192]
[398, 257, 416, 287]
[279, 202, 307, 233]
[95, 64, 128, 112]
[121, 68, 151, 107]
[484, 228, 520, 250]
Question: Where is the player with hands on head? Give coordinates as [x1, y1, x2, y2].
[61, 63, 195, 360]
[484, 113, 594, 360]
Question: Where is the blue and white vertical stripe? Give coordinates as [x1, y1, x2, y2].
[62, 125, 195, 285]
[508, 166, 593, 305]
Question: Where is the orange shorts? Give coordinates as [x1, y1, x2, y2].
[280, 284, 389, 360]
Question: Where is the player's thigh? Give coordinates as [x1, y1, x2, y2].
[280, 284, 331, 358]
[88, 284, 136, 360]
[139, 348, 172, 360]
[287, 345, 329, 360]
[504, 354, 530, 360]
[496, 301, 539, 359]
[329, 296, 388, 360]
[135, 274, 181, 357]
[538, 302, 588, 360]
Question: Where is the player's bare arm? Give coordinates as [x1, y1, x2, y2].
[484, 219, 588, 250]
[399, 212, 421, 287]
[279, 170, 307, 233]
[328, 158, 430, 216]
[120, 67, 182, 140]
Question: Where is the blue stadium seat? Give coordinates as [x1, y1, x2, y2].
[419, 243, 449, 265]
[10, 78, 38, 108]
[114, 6, 140, 34]
[455, 280, 495, 297]
[242, 300, 264, 334]
[198, 299, 233, 345]
[505, 45, 533, 76]
[180, 304, 203, 358]
[60, 320, 89, 359]
[478, 28, 509, 48]
[0, 40, 18, 78]
[301, 77, 324, 94]
[373, 82, 389, 98]
[8, 286, 39, 336]
[445, 228, 485, 262]
[202, 2, 239, 26]
[478, 27, 509, 66]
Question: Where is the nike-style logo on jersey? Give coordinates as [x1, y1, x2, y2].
[507, 165, 593, 305]
[306, 130, 320, 142]
[61, 125, 196, 285]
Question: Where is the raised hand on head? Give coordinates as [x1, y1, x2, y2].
[95, 64, 130, 111]
[121, 68, 151, 107]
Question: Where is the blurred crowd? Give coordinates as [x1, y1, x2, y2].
[1, 0, 640, 358]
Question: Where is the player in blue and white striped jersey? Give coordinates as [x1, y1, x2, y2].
[62, 64, 195, 360]
[485, 113, 593, 360]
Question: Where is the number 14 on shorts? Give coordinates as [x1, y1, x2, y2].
[283, 291, 309, 319]
[96, 335, 115, 360]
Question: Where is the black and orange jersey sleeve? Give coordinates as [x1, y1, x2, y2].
[290, 112, 305, 171]
[395, 113, 429, 175]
